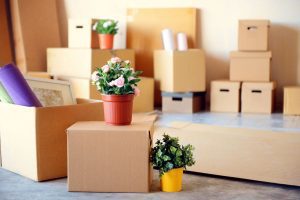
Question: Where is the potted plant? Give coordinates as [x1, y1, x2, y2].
[150, 134, 195, 192]
[93, 19, 118, 49]
[91, 57, 142, 125]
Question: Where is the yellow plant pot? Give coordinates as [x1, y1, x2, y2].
[161, 168, 183, 192]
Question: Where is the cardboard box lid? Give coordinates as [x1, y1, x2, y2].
[242, 81, 276, 90]
[211, 80, 241, 90]
[230, 51, 272, 58]
[284, 86, 300, 91]
[239, 19, 270, 27]
[162, 91, 204, 98]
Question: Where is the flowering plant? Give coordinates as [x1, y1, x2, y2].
[91, 57, 142, 95]
[93, 19, 118, 35]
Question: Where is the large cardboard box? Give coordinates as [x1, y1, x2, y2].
[68, 18, 99, 48]
[230, 51, 272, 82]
[0, 99, 103, 181]
[284, 86, 300, 115]
[238, 20, 270, 51]
[56, 76, 154, 113]
[242, 82, 276, 114]
[154, 49, 206, 92]
[10, 0, 61, 72]
[155, 121, 300, 186]
[162, 92, 204, 113]
[210, 80, 241, 113]
[47, 48, 135, 78]
[67, 120, 154, 192]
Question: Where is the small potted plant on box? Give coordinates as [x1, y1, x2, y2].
[93, 19, 118, 49]
[91, 57, 142, 125]
[150, 134, 195, 192]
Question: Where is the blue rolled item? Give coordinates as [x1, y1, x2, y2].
[0, 63, 42, 107]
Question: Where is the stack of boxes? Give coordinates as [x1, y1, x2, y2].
[154, 49, 206, 113]
[47, 19, 154, 113]
[211, 20, 275, 114]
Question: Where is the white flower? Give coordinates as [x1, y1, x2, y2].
[103, 20, 112, 28]
[92, 22, 98, 31]
[124, 60, 130, 64]
[128, 76, 135, 81]
[91, 71, 99, 82]
[110, 57, 122, 64]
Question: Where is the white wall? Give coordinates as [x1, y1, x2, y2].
[57, 0, 300, 107]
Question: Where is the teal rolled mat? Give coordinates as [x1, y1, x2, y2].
[0, 82, 14, 104]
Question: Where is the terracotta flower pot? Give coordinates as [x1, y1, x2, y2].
[98, 34, 114, 49]
[101, 94, 134, 125]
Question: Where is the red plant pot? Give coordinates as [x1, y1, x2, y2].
[98, 34, 114, 49]
[101, 94, 134, 125]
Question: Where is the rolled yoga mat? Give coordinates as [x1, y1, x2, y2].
[0, 63, 42, 107]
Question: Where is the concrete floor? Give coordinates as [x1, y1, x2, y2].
[1, 168, 300, 200]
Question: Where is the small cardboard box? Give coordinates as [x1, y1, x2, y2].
[56, 76, 154, 113]
[210, 80, 241, 113]
[0, 99, 103, 181]
[230, 51, 272, 82]
[68, 18, 99, 48]
[154, 49, 205, 92]
[67, 120, 154, 192]
[162, 92, 204, 113]
[242, 82, 275, 114]
[47, 48, 135, 78]
[238, 20, 270, 51]
[284, 86, 300, 115]
[26, 72, 52, 79]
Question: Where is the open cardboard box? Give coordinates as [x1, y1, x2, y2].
[0, 98, 103, 181]
[154, 121, 300, 186]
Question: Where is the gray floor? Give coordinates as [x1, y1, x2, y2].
[1, 168, 300, 200]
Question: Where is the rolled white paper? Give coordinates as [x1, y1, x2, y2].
[161, 28, 175, 50]
[177, 32, 188, 51]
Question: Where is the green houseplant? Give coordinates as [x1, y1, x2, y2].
[91, 57, 142, 125]
[93, 19, 118, 49]
[150, 134, 195, 192]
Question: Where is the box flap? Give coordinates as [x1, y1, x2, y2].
[211, 80, 241, 90]
[242, 81, 276, 90]
[162, 91, 204, 98]
[239, 19, 270, 27]
[230, 51, 272, 58]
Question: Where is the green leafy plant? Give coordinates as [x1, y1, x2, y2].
[91, 57, 142, 95]
[93, 19, 118, 35]
[150, 134, 195, 177]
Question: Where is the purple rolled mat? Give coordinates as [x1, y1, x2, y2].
[0, 63, 42, 107]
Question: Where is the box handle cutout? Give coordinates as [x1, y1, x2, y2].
[247, 26, 257, 30]
[76, 25, 84, 29]
[252, 90, 262, 93]
[220, 89, 229, 92]
[172, 97, 182, 101]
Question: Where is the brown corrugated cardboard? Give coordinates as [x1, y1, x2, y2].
[154, 49, 206, 92]
[68, 18, 99, 48]
[0, 99, 103, 181]
[284, 86, 300, 115]
[210, 80, 241, 113]
[238, 20, 270, 51]
[162, 92, 204, 113]
[47, 48, 135, 78]
[230, 51, 272, 82]
[67, 120, 154, 192]
[56, 76, 154, 113]
[155, 121, 300, 186]
[242, 82, 276, 114]
[10, 0, 61, 72]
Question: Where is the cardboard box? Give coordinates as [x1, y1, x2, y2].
[238, 20, 270, 51]
[162, 92, 204, 113]
[10, 0, 61, 72]
[26, 72, 52, 79]
[56, 76, 154, 113]
[47, 48, 135, 78]
[230, 51, 272, 82]
[68, 18, 99, 48]
[67, 120, 154, 192]
[242, 82, 276, 114]
[154, 49, 206, 92]
[0, 99, 103, 181]
[155, 121, 300, 186]
[284, 86, 300, 115]
[210, 80, 241, 113]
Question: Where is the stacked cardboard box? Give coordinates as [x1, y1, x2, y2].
[283, 86, 300, 115]
[211, 20, 275, 114]
[47, 19, 154, 113]
[154, 49, 206, 113]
